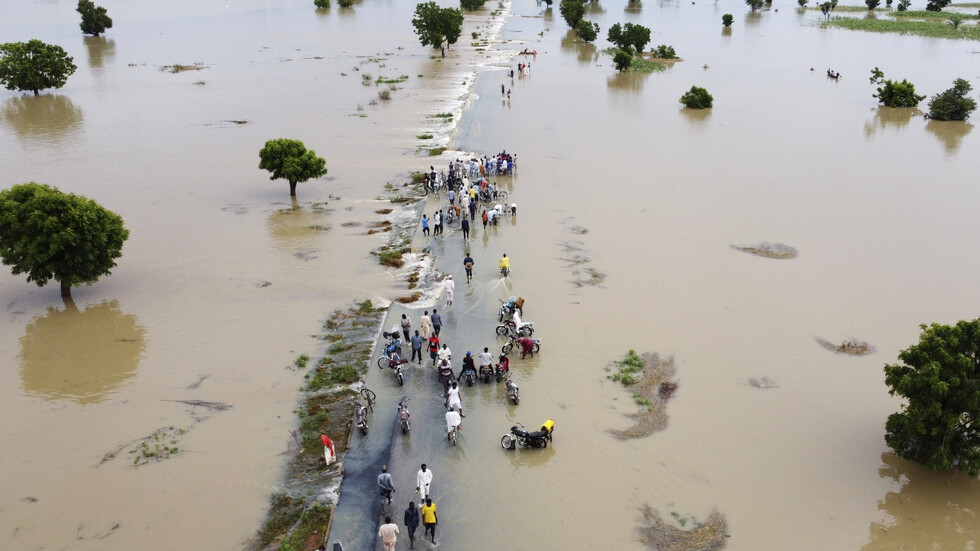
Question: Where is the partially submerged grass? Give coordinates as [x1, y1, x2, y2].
[376, 74, 409, 84]
[731, 241, 798, 259]
[637, 505, 728, 551]
[816, 337, 876, 356]
[891, 9, 979, 19]
[160, 63, 206, 73]
[607, 351, 679, 439]
[822, 16, 980, 40]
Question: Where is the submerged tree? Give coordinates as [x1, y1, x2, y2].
[412, 2, 464, 58]
[560, 0, 586, 29]
[746, 0, 765, 10]
[869, 67, 925, 108]
[865, 0, 880, 9]
[897, 0, 910, 10]
[314, 0, 330, 7]
[927, 78, 977, 121]
[258, 139, 327, 197]
[613, 47, 634, 72]
[925, 0, 950, 11]
[607, 22, 651, 53]
[884, 320, 980, 477]
[0, 40, 77, 96]
[680, 86, 713, 109]
[76, 0, 113, 36]
[460, 0, 487, 10]
[575, 20, 600, 42]
[0, 182, 129, 298]
[722, 13, 734, 26]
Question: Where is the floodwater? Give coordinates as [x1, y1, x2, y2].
[2, 0, 980, 549]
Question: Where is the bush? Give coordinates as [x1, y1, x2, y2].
[461, 0, 486, 10]
[613, 48, 634, 72]
[559, 0, 586, 28]
[869, 67, 925, 107]
[314, 0, 329, 7]
[722, 13, 734, 26]
[927, 78, 977, 121]
[680, 86, 713, 109]
[746, 0, 764, 10]
[651, 44, 677, 59]
[338, 0, 354, 6]
[797, 0, 808, 6]
[575, 20, 600, 42]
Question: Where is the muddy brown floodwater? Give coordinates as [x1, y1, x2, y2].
[2, 0, 980, 549]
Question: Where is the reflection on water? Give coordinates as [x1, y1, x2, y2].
[863, 106, 919, 138]
[560, 30, 598, 64]
[722, 26, 732, 36]
[862, 453, 980, 550]
[745, 11, 762, 25]
[680, 107, 711, 128]
[0, 95, 84, 145]
[607, 70, 649, 92]
[585, 1, 606, 14]
[265, 198, 331, 258]
[625, 0, 642, 13]
[19, 300, 146, 404]
[84, 36, 115, 69]
[925, 119, 972, 156]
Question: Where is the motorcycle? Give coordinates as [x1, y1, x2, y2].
[495, 319, 534, 338]
[494, 359, 509, 383]
[354, 401, 369, 435]
[498, 296, 525, 322]
[500, 265, 510, 278]
[506, 378, 520, 405]
[381, 331, 402, 356]
[397, 397, 411, 435]
[390, 358, 407, 386]
[461, 367, 477, 387]
[501, 419, 555, 450]
[501, 335, 541, 356]
[479, 365, 494, 384]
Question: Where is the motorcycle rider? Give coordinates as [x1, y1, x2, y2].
[478, 347, 494, 380]
[437, 359, 454, 395]
[460, 351, 477, 381]
[499, 253, 510, 276]
[497, 354, 510, 377]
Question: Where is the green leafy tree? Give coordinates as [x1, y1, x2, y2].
[865, 0, 879, 9]
[651, 45, 677, 59]
[948, 13, 964, 28]
[607, 22, 651, 53]
[722, 13, 734, 26]
[746, 0, 764, 10]
[575, 20, 600, 42]
[314, 0, 330, 7]
[797, 0, 808, 7]
[680, 85, 713, 109]
[258, 139, 328, 197]
[560, 0, 586, 29]
[927, 78, 977, 121]
[412, 2, 464, 58]
[869, 67, 925, 107]
[76, 0, 113, 36]
[0, 183, 129, 298]
[884, 320, 980, 477]
[897, 0, 910, 10]
[461, 0, 486, 10]
[338, 0, 354, 7]
[613, 48, 634, 72]
[0, 40, 77, 96]
[925, 0, 950, 11]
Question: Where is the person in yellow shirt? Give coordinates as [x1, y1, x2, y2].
[499, 253, 510, 276]
[421, 498, 438, 544]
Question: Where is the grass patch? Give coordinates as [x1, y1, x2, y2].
[376, 74, 410, 84]
[428, 147, 447, 156]
[294, 354, 310, 369]
[375, 208, 393, 214]
[276, 503, 332, 551]
[630, 58, 667, 73]
[891, 9, 979, 18]
[258, 493, 306, 548]
[638, 505, 728, 551]
[822, 16, 980, 39]
[395, 292, 422, 303]
[610, 350, 646, 385]
[430, 112, 453, 120]
[305, 363, 360, 391]
[417, 133, 434, 139]
[161, 63, 206, 73]
[606, 351, 679, 439]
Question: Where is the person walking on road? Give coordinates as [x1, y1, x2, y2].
[461, 215, 470, 240]
[421, 498, 438, 545]
[400, 313, 411, 342]
[421, 214, 429, 236]
[378, 516, 399, 551]
[378, 465, 395, 514]
[428, 334, 440, 367]
[404, 502, 420, 550]
[444, 275, 455, 307]
[420, 310, 432, 339]
[463, 253, 474, 282]
[410, 330, 423, 364]
[431, 309, 442, 336]
[416, 464, 433, 501]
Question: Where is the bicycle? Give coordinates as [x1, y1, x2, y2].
[360, 387, 376, 412]
[448, 424, 458, 446]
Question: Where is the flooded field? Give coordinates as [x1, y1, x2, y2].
[2, 0, 980, 549]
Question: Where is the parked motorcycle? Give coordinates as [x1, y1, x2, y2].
[397, 397, 411, 435]
[495, 319, 534, 337]
[381, 331, 402, 356]
[494, 358, 509, 383]
[501, 419, 555, 450]
[498, 296, 525, 322]
[354, 401, 369, 435]
[501, 335, 541, 356]
[479, 365, 494, 384]
[506, 378, 520, 405]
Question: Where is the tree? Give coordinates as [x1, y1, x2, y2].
[0, 40, 77, 96]
[722, 13, 734, 26]
[865, 0, 880, 9]
[412, 2, 464, 58]
[948, 13, 965, 28]
[651, 45, 677, 59]
[461, 0, 486, 10]
[613, 48, 634, 72]
[925, 0, 950, 11]
[258, 139, 328, 197]
[927, 78, 977, 121]
[746, 0, 764, 10]
[575, 20, 600, 42]
[560, 0, 586, 29]
[607, 22, 651, 53]
[338, 0, 354, 7]
[0, 183, 128, 298]
[680, 85, 713, 108]
[884, 320, 980, 477]
[897, 0, 910, 10]
[314, 0, 330, 7]
[798, 0, 808, 7]
[869, 67, 925, 108]
[76, 0, 113, 36]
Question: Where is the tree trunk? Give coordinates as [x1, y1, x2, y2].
[60, 281, 71, 298]
[289, 180, 297, 196]
[33, 89, 39, 96]
[440, 45, 446, 58]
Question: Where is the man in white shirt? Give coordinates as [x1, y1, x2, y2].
[416, 464, 433, 501]
[378, 516, 399, 551]
[445, 382, 464, 417]
[446, 406, 462, 441]
[437, 344, 452, 364]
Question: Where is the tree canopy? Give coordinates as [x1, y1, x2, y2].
[258, 139, 327, 197]
[0, 40, 77, 96]
[560, 0, 586, 29]
[607, 23, 651, 53]
[77, 0, 113, 37]
[869, 67, 925, 108]
[575, 20, 600, 42]
[680, 86, 713, 109]
[884, 320, 980, 477]
[412, 2, 464, 58]
[927, 78, 977, 121]
[0, 182, 129, 298]
[460, 0, 486, 11]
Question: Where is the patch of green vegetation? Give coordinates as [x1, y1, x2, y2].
[417, 134, 434, 139]
[294, 354, 310, 368]
[356, 299, 377, 314]
[305, 363, 360, 391]
[376, 74, 409, 84]
[428, 147, 447, 156]
[277, 503, 332, 551]
[609, 350, 645, 385]
[823, 15, 980, 39]
[259, 493, 307, 548]
[129, 427, 187, 467]
[891, 8, 978, 17]
[431, 112, 453, 119]
[629, 58, 667, 72]
[161, 63, 206, 73]
[633, 392, 653, 411]
[327, 341, 357, 354]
